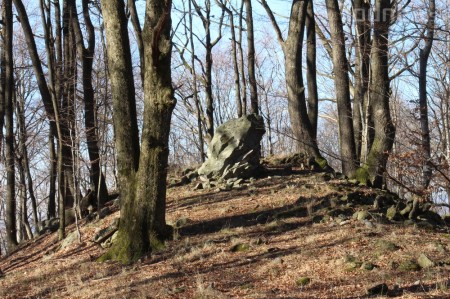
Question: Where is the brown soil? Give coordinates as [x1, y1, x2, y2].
[1, 171, 449, 298]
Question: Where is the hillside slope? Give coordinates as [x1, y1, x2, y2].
[1, 170, 449, 298]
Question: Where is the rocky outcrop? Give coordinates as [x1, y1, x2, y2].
[198, 114, 265, 181]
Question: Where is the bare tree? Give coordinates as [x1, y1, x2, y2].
[260, 0, 326, 164]
[69, 0, 109, 205]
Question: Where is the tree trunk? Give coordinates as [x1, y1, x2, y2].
[215, 0, 242, 117]
[4, 0, 17, 252]
[325, 0, 357, 177]
[238, 1, 247, 115]
[352, 0, 371, 161]
[359, 0, 395, 188]
[16, 83, 39, 231]
[17, 154, 32, 240]
[192, 0, 221, 144]
[128, 0, 145, 85]
[48, 127, 57, 219]
[70, 0, 109, 205]
[284, 0, 322, 160]
[61, 0, 78, 209]
[99, 0, 141, 263]
[244, 0, 258, 114]
[418, 0, 435, 192]
[13, 0, 57, 128]
[305, 0, 318, 138]
[100, 0, 174, 264]
[188, 0, 205, 162]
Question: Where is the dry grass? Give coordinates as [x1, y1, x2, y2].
[1, 170, 449, 298]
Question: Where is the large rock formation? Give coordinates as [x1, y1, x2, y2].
[198, 114, 265, 180]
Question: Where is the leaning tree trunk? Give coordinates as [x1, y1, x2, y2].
[358, 0, 395, 188]
[325, 0, 357, 177]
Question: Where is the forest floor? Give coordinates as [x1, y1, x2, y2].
[1, 168, 450, 298]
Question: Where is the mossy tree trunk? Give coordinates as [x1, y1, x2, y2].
[100, 0, 174, 264]
[358, 0, 395, 188]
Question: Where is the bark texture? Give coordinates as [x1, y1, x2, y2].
[4, 0, 18, 252]
[326, 0, 357, 177]
[100, 0, 174, 264]
[358, 0, 395, 188]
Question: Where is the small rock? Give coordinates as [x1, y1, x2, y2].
[400, 203, 413, 216]
[101, 231, 118, 249]
[345, 261, 362, 271]
[93, 218, 119, 244]
[417, 253, 435, 269]
[398, 260, 421, 272]
[388, 261, 399, 270]
[433, 242, 446, 253]
[367, 283, 389, 296]
[360, 262, 376, 271]
[363, 220, 375, 229]
[98, 206, 112, 219]
[193, 183, 204, 190]
[375, 240, 399, 255]
[233, 178, 244, 188]
[353, 210, 370, 221]
[60, 231, 80, 249]
[251, 237, 267, 246]
[226, 178, 238, 184]
[186, 170, 199, 180]
[296, 277, 311, 286]
[231, 243, 250, 252]
[416, 221, 435, 230]
[386, 206, 398, 220]
[348, 179, 359, 185]
[175, 217, 192, 228]
[404, 219, 415, 226]
[339, 220, 351, 226]
[219, 184, 233, 191]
